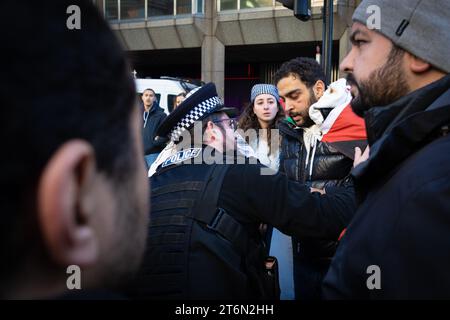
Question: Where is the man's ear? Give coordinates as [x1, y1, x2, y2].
[406, 53, 432, 73]
[313, 80, 326, 100]
[37, 140, 98, 268]
[203, 121, 216, 143]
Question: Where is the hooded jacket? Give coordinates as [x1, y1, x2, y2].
[142, 102, 167, 155]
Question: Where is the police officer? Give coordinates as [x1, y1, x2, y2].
[128, 83, 356, 300]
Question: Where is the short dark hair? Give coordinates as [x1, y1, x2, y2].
[143, 88, 156, 95]
[274, 57, 326, 88]
[0, 0, 136, 282]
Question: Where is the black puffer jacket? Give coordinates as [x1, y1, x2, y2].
[279, 121, 353, 190]
[278, 112, 363, 300]
[278, 119, 355, 259]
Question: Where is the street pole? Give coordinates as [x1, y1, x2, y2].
[322, 0, 333, 85]
[326, 0, 334, 84]
[321, 0, 327, 71]
[281, 0, 333, 83]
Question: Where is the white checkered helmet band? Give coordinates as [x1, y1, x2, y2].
[170, 96, 223, 141]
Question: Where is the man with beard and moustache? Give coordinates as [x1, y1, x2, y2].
[323, 0, 450, 299]
[0, 0, 149, 299]
[274, 58, 367, 300]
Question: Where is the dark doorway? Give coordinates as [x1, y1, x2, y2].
[224, 41, 339, 111]
[127, 47, 201, 80]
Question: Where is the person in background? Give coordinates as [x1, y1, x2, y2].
[238, 84, 284, 171]
[173, 92, 187, 110]
[141, 88, 167, 168]
[274, 57, 367, 300]
[238, 83, 298, 299]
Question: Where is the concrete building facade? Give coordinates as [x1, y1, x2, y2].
[95, 0, 360, 108]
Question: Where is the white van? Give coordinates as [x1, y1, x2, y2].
[135, 77, 199, 114]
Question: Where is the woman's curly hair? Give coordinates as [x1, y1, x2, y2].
[238, 99, 285, 155]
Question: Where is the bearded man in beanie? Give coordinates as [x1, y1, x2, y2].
[323, 0, 450, 299]
[126, 83, 358, 300]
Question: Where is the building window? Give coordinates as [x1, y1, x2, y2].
[148, 0, 174, 17]
[104, 0, 203, 20]
[220, 0, 238, 11]
[240, 0, 273, 9]
[219, 0, 279, 11]
[105, 0, 119, 20]
[196, 0, 204, 13]
[176, 0, 192, 14]
[121, 0, 145, 20]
